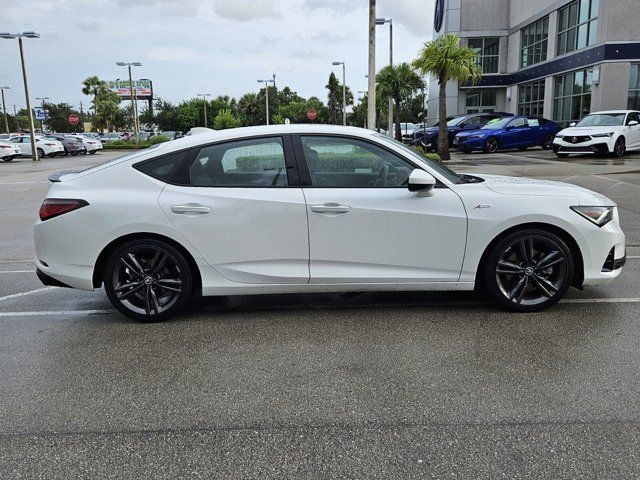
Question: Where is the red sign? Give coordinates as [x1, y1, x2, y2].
[307, 108, 317, 121]
[69, 114, 80, 126]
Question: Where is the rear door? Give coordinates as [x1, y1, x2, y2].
[293, 134, 467, 284]
[157, 135, 310, 284]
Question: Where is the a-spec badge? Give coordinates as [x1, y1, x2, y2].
[474, 204, 492, 209]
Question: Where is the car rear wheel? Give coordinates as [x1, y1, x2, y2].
[483, 137, 499, 154]
[104, 239, 193, 322]
[36, 148, 45, 158]
[542, 134, 554, 150]
[2, 157, 12, 162]
[483, 229, 574, 312]
[612, 137, 626, 157]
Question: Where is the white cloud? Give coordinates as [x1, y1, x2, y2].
[147, 47, 205, 61]
[213, 0, 281, 22]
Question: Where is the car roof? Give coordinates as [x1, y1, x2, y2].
[589, 110, 640, 114]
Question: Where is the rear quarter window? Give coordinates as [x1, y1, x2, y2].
[133, 150, 191, 185]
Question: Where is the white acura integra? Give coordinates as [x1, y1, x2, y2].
[34, 125, 626, 322]
[553, 110, 640, 157]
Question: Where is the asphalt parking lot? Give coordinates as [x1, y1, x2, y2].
[1, 149, 640, 478]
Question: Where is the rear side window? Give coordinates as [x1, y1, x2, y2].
[190, 137, 288, 187]
[134, 150, 191, 185]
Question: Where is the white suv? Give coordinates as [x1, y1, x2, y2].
[553, 110, 640, 157]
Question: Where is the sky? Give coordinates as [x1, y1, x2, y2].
[0, 0, 434, 112]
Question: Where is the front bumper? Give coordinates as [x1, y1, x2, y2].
[580, 216, 626, 286]
[553, 138, 613, 154]
[453, 136, 485, 151]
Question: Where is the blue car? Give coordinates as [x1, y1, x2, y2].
[411, 112, 512, 150]
[453, 116, 562, 153]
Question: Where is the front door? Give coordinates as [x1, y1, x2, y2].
[501, 117, 530, 148]
[158, 136, 310, 284]
[294, 135, 467, 284]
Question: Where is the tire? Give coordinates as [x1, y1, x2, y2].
[103, 239, 193, 322]
[483, 229, 574, 312]
[555, 152, 569, 158]
[2, 157, 12, 162]
[61, 148, 69, 157]
[518, 146, 528, 151]
[89, 150, 96, 155]
[612, 136, 626, 157]
[542, 135, 554, 150]
[70, 151, 78, 156]
[483, 137, 499, 154]
[36, 148, 45, 158]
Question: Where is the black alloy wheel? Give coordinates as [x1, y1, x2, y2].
[613, 137, 626, 157]
[484, 229, 574, 311]
[542, 134, 554, 150]
[483, 137, 499, 154]
[104, 239, 193, 322]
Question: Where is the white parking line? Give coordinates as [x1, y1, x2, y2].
[0, 270, 35, 274]
[0, 310, 111, 317]
[0, 287, 53, 302]
[562, 297, 640, 304]
[0, 260, 33, 263]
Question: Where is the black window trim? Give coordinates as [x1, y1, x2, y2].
[133, 134, 302, 188]
[290, 133, 448, 189]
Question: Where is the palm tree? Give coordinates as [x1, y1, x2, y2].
[413, 33, 482, 160]
[376, 63, 424, 141]
[81, 76, 107, 119]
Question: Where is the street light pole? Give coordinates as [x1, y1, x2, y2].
[1, 32, 40, 161]
[197, 93, 211, 127]
[0, 86, 9, 134]
[116, 61, 142, 145]
[257, 78, 275, 125]
[332, 62, 346, 126]
[367, 0, 377, 131]
[376, 18, 393, 137]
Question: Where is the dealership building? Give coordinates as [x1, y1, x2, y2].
[427, 0, 640, 125]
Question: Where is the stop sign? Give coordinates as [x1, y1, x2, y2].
[307, 108, 317, 121]
[69, 114, 80, 126]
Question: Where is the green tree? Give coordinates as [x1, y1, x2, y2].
[214, 109, 241, 130]
[81, 76, 108, 119]
[238, 92, 262, 126]
[154, 98, 179, 131]
[325, 73, 354, 125]
[41, 102, 82, 133]
[413, 33, 482, 160]
[376, 63, 424, 141]
[176, 99, 201, 132]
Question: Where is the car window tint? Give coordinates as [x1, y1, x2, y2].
[509, 117, 527, 128]
[134, 150, 191, 185]
[528, 118, 540, 127]
[626, 112, 639, 124]
[300, 136, 414, 188]
[465, 116, 483, 126]
[190, 137, 288, 187]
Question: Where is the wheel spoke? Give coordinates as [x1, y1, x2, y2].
[536, 250, 562, 270]
[127, 253, 145, 275]
[151, 251, 168, 274]
[156, 280, 182, 293]
[519, 240, 530, 263]
[534, 274, 559, 294]
[118, 282, 145, 300]
[149, 287, 161, 314]
[115, 281, 143, 293]
[144, 286, 152, 315]
[509, 276, 528, 302]
[497, 260, 523, 275]
[120, 257, 143, 277]
[531, 276, 553, 298]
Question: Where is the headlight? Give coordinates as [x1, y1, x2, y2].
[466, 135, 483, 139]
[571, 206, 614, 227]
[591, 132, 614, 138]
[555, 134, 563, 138]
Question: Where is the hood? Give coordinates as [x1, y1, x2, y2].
[456, 128, 488, 137]
[558, 126, 616, 136]
[469, 174, 613, 205]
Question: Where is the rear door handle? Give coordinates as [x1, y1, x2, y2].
[310, 203, 351, 214]
[171, 204, 211, 214]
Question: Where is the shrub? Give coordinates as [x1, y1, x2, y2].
[149, 135, 169, 145]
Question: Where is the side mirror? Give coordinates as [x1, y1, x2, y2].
[628, 120, 639, 127]
[408, 169, 436, 194]
[569, 122, 577, 127]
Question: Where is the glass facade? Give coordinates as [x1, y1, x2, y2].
[557, 0, 599, 56]
[628, 64, 640, 110]
[518, 80, 546, 116]
[465, 89, 497, 113]
[521, 17, 549, 68]
[553, 69, 593, 125]
[468, 38, 499, 74]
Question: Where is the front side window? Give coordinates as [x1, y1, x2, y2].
[300, 136, 414, 188]
[628, 64, 640, 110]
[468, 38, 499, 74]
[626, 112, 640, 125]
[553, 69, 593, 126]
[190, 137, 288, 187]
[521, 16, 549, 68]
[557, 0, 598, 56]
[518, 80, 546, 116]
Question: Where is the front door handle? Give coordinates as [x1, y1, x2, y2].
[171, 204, 211, 214]
[310, 203, 351, 214]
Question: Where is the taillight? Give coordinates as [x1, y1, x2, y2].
[44, 142, 56, 146]
[39, 198, 88, 221]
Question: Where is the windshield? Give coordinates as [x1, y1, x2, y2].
[447, 116, 466, 127]
[373, 133, 464, 184]
[482, 117, 511, 129]
[576, 113, 626, 127]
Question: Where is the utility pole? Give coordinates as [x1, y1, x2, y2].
[0, 86, 9, 133]
[257, 78, 275, 125]
[197, 93, 211, 127]
[376, 18, 393, 136]
[116, 61, 142, 145]
[367, 0, 376, 131]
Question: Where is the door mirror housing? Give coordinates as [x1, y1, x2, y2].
[408, 169, 436, 193]
[627, 120, 639, 127]
[569, 122, 577, 127]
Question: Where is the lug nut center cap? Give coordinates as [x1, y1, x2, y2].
[144, 276, 154, 285]
[524, 267, 534, 276]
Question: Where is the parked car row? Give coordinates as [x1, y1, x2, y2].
[0, 133, 103, 160]
[410, 109, 640, 157]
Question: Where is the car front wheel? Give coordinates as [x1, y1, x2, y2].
[103, 239, 193, 322]
[483, 229, 574, 312]
[542, 135, 555, 150]
[612, 137, 626, 157]
[483, 137, 499, 154]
